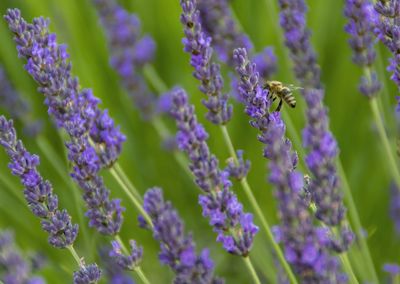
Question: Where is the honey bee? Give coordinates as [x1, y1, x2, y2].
[263, 81, 302, 111]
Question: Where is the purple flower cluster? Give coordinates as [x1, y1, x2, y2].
[233, 48, 345, 281]
[225, 150, 251, 181]
[197, 0, 277, 80]
[0, 230, 45, 284]
[375, 0, 400, 110]
[197, 0, 252, 66]
[278, 0, 348, 228]
[0, 65, 42, 136]
[109, 240, 143, 271]
[92, 0, 157, 120]
[73, 264, 102, 284]
[99, 246, 135, 284]
[180, 0, 232, 125]
[0, 116, 78, 248]
[142, 188, 223, 283]
[170, 88, 258, 257]
[344, 0, 381, 98]
[374, 1, 400, 107]
[5, 9, 124, 236]
[267, 113, 345, 283]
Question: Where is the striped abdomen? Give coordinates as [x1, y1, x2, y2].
[279, 88, 296, 108]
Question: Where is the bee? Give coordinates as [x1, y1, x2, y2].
[263, 81, 302, 112]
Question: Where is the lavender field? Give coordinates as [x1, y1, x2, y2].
[0, 0, 399, 283]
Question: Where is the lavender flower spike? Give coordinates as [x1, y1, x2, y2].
[374, 1, 400, 107]
[344, 0, 381, 98]
[266, 113, 345, 283]
[278, 0, 347, 227]
[73, 263, 102, 284]
[233, 48, 345, 281]
[141, 188, 223, 284]
[180, 0, 232, 125]
[0, 230, 45, 284]
[109, 240, 143, 271]
[5, 9, 123, 235]
[92, 0, 157, 120]
[0, 116, 78, 248]
[170, 88, 258, 257]
[197, 0, 253, 66]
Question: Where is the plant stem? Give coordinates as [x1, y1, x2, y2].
[339, 253, 359, 284]
[67, 245, 83, 267]
[135, 267, 151, 284]
[338, 162, 379, 283]
[143, 64, 169, 93]
[115, 234, 129, 254]
[243, 257, 262, 284]
[220, 125, 298, 284]
[109, 167, 153, 226]
[113, 162, 143, 201]
[368, 87, 400, 188]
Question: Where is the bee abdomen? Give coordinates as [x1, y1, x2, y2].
[282, 93, 296, 108]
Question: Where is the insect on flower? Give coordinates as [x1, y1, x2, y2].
[264, 80, 302, 111]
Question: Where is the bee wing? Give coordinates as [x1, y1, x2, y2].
[287, 84, 303, 91]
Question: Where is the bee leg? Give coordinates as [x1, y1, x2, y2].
[276, 99, 283, 112]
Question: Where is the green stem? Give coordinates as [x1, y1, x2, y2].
[67, 245, 83, 267]
[369, 95, 400, 188]
[113, 162, 143, 201]
[109, 167, 153, 227]
[338, 162, 379, 283]
[339, 253, 359, 284]
[220, 126, 298, 284]
[134, 267, 151, 284]
[243, 257, 262, 284]
[143, 64, 169, 93]
[115, 234, 129, 254]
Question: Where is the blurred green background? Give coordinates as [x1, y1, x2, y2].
[0, 0, 398, 283]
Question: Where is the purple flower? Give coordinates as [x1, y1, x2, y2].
[170, 88, 258, 257]
[374, 0, 400, 109]
[264, 113, 344, 283]
[5, 9, 124, 236]
[73, 264, 102, 284]
[99, 247, 135, 284]
[225, 150, 251, 181]
[233, 48, 345, 281]
[344, 0, 381, 98]
[302, 88, 345, 226]
[0, 116, 78, 248]
[93, 0, 157, 120]
[0, 230, 45, 284]
[197, 0, 253, 66]
[384, 263, 400, 275]
[0, 65, 42, 136]
[180, 0, 232, 125]
[278, 0, 349, 228]
[142, 188, 223, 283]
[109, 240, 143, 271]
